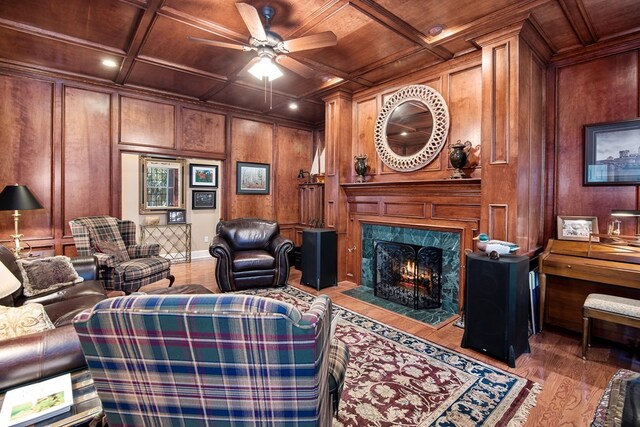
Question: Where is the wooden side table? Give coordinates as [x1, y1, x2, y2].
[140, 223, 192, 263]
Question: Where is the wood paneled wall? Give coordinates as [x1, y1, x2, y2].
[351, 54, 483, 182]
[542, 46, 640, 333]
[0, 68, 314, 255]
[551, 50, 640, 238]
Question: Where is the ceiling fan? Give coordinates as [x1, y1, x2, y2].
[188, 2, 337, 81]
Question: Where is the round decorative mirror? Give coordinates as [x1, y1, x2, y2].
[374, 85, 450, 172]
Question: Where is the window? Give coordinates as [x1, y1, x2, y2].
[140, 157, 185, 213]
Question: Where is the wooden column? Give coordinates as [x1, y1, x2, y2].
[323, 91, 352, 280]
[477, 20, 551, 255]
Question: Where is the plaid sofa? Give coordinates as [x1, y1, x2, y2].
[73, 293, 350, 426]
[69, 216, 174, 293]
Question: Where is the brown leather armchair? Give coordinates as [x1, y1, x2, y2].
[209, 218, 293, 292]
[0, 245, 107, 391]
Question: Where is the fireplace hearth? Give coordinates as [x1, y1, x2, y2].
[374, 240, 442, 309]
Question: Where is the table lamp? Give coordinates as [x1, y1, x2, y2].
[0, 184, 44, 258]
[611, 209, 640, 236]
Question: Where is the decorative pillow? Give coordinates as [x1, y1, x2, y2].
[95, 240, 129, 263]
[0, 303, 55, 340]
[17, 256, 84, 297]
[0, 260, 21, 299]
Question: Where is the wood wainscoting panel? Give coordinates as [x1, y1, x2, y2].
[432, 203, 481, 221]
[353, 97, 378, 178]
[489, 43, 509, 164]
[180, 107, 225, 155]
[350, 201, 379, 215]
[120, 96, 175, 148]
[229, 117, 274, 219]
[383, 202, 427, 218]
[0, 74, 53, 241]
[488, 203, 509, 241]
[63, 86, 112, 236]
[276, 126, 313, 225]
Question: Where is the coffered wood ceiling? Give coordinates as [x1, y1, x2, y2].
[0, 0, 638, 124]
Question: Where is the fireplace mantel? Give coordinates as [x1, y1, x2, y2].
[341, 178, 481, 312]
[341, 179, 481, 197]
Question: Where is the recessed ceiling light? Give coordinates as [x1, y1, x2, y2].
[289, 102, 299, 110]
[102, 59, 118, 68]
[401, 131, 408, 136]
[428, 24, 446, 37]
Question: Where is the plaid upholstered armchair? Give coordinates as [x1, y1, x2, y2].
[73, 293, 350, 426]
[69, 216, 174, 293]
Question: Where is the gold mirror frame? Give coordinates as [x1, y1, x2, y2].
[374, 85, 450, 172]
[139, 157, 186, 213]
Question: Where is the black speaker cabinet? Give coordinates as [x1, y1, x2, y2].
[301, 229, 337, 290]
[461, 252, 530, 368]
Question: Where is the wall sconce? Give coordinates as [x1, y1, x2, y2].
[297, 169, 310, 183]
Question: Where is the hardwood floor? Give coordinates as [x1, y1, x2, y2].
[142, 258, 640, 426]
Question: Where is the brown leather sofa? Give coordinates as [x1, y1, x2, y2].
[209, 218, 293, 292]
[0, 245, 107, 391]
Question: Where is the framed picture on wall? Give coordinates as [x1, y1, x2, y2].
[236, 162, 270, 195]
[189, 164, 218, 188]
[584, 118, 640, 185]
[557, 216, 599, 241]
[167, 209, 186, 224]
[192, 190, 216, 209]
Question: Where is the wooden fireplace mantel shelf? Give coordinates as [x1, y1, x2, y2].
[341, 179, 481, 196]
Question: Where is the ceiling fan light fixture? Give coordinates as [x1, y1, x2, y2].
[248, 56, 283, 81]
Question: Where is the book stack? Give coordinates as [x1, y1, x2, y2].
[0, 373, 73, 427]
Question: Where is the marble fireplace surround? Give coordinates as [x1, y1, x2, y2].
[342, 180, 481, 312]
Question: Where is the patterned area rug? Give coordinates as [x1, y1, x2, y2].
[245, 286, 541, 426]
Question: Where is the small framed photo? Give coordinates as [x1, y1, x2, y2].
[236, 162, 270, 195]
[189, 164, 218, 188]
[557, 216, 599, 241]
[192, 190, 216, 210]
[584, 118, 640, 185]
[167, 209, 186, 224]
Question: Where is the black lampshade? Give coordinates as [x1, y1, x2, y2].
[0, 184, 44, 211]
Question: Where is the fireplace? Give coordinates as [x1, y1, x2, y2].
[361, 223, 460, 315]
[374, 241, 442, 309]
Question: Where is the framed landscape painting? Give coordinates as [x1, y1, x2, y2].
[236, 162, 270, 195]
[584, 118, 640, 185]
[189, 164, 218, 188]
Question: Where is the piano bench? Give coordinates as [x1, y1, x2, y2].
[582, 293, 640, 360]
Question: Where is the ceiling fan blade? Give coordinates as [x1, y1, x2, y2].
[187, 36, 250, 51]
[281, 31, 337, 53]
[276, 56, 316, 79]
[236, 2, 267, 42]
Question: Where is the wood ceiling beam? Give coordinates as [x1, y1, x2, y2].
[348, 0, 452, 61]
[289, 56, 373, 87]
[429, 0, 553, 47]
[157, 6, 249, 45]
[0, 17, 124, 56]
[557, 0, 597, 45]
[115, 0, 167, 85]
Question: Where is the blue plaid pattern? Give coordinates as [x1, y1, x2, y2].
[73, 294, 339, 426]
[69, 216, 171, 293]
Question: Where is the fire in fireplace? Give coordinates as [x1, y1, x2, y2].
[373, 240, 442, 309]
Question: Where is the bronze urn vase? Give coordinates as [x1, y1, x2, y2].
[354, 154, 368, 183]
[448, 140, 472, 179]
